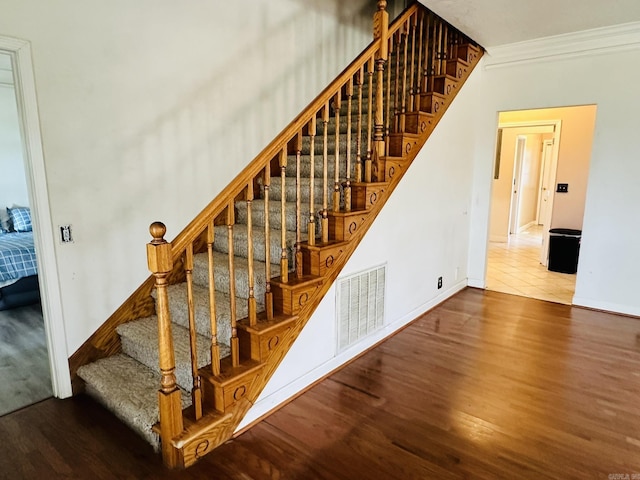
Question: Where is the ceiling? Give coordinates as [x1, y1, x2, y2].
[419, 0, 640, 48]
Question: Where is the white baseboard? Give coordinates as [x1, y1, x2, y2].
[572, 296, 640, 318]
[467, 277, 486, 288]
[237, 279, 468, 431]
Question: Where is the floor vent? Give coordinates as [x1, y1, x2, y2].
[336, 264, 386, 352]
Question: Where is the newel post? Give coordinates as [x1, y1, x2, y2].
[147, 222, 184, 468]
[373, 0, 389, 181]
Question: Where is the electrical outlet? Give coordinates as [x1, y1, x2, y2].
[60, 225, 73, 243]
[437, 276, 443, 289]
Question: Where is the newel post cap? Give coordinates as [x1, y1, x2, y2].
[147, 222, 173, 273]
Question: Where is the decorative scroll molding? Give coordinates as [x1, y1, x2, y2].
[484, 21, 640, 69]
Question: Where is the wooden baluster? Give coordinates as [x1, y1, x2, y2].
[436, 19, 443, 77]
[246, 183, 257, 326]
[344, 78, 353, 212]
[365, 57, 374, 182]
[147, 222, 183, 468]
[442, 23, 449, 70]
[308, 117, 317, 246]
[421, 13, 430, 95]
[355, 66, 364, 183]
[429, 13, 437, 93]
[409, 14, 418, 113]
[279, 148, 289, 282]
[385, 36, 393, 153]
[184, 243, 202, 420]
[373, 0, 388, 179]
[333, 91, 341, 212]
[263, 167, 273, 320]
[295, 133, 303, 279]
[393, 31, 402, 133]
[400, 19, 409, 132]
[206, 222, 221, 376]
[321, 102, 330, 243]
[226, 205, 239, 367]
[416, 12, 424, 102]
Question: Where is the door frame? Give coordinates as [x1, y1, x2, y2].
[497, 120, 562, 265]
[0, 35, 72, 397]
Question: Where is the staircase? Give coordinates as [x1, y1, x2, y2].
[72, 1, 482, 469]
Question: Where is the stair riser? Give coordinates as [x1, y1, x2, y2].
[193, 252, 277, 303]
[163, 284, 237, 343]
[212, 225, 295, 266]
[236, 200, 313, 234]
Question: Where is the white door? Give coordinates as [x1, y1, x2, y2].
[509, 136, 526, 235]
[539, 136, 560, 266]
[537, 139, 554, 226]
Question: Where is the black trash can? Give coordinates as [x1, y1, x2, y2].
[548, 228, 582, 274]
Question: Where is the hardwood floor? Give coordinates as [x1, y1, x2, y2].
[1, 288, 639, 479]
[0, 303, 52, 417]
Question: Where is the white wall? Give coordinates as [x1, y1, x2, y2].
[0, 81, 29, 216]
[0, 0, 374, 355]
[468, 47, 640, 316]
[241, 63, 482, 428]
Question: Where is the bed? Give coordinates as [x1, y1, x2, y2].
[0, 207, 40, 311]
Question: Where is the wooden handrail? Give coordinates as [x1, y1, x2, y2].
[167, 4, 420, 263]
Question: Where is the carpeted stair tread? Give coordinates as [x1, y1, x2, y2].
[158, 283, 242, 342]
[212, 224, 296, 265]
[117, 317, 230, 391]
[262, 176, 328, 203]
[236, 199, 314, 234]
[192, 251, 281, 302]
[77, 353, 191, 451]
[300, 135, 360, 156]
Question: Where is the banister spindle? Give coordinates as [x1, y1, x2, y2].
[184, 243, 202, 420]
[355, 66, 364, 183]
[308, 117, 317, 246]
[263, 167, 273, 320]
[246, 182, 257, 326]
[365, 57, 374, 182]
[409, 14, 418, 113]
[295, 133, 303, 279]
[206, 222, 221, 376]
[344, 78, 353, 212]
[147, 222, 183, 468]
[436, 19, 444, 77]
[373, 0, 389, 175]
[226, 205, 239, 367]
[429, 13, 438, 93]
[322, 102, 330, 243]
[400, 19, 409, 132]
[333, 90, 341, 212]
[416, 12, 425, 102]
[279, 148, 289, 283]
[385, 36, 393, 153]
[393, 31, 402, 133]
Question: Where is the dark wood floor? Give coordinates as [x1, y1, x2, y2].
[1, 288, 639, 479]
[0, 303, 52, 417]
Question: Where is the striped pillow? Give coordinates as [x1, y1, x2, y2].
[8, 207, 32, 232]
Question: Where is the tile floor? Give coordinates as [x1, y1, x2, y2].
[486, 225, 577, 304]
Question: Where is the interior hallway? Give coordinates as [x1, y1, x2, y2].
[486, 225, 576, 304]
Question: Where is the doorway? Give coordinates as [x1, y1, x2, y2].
[486, 106, 597, 305]
[0, 53, 52, 415]
[0, 36, 72, 400]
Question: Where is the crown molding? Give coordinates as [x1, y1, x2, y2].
[484, 21, 640, 69]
